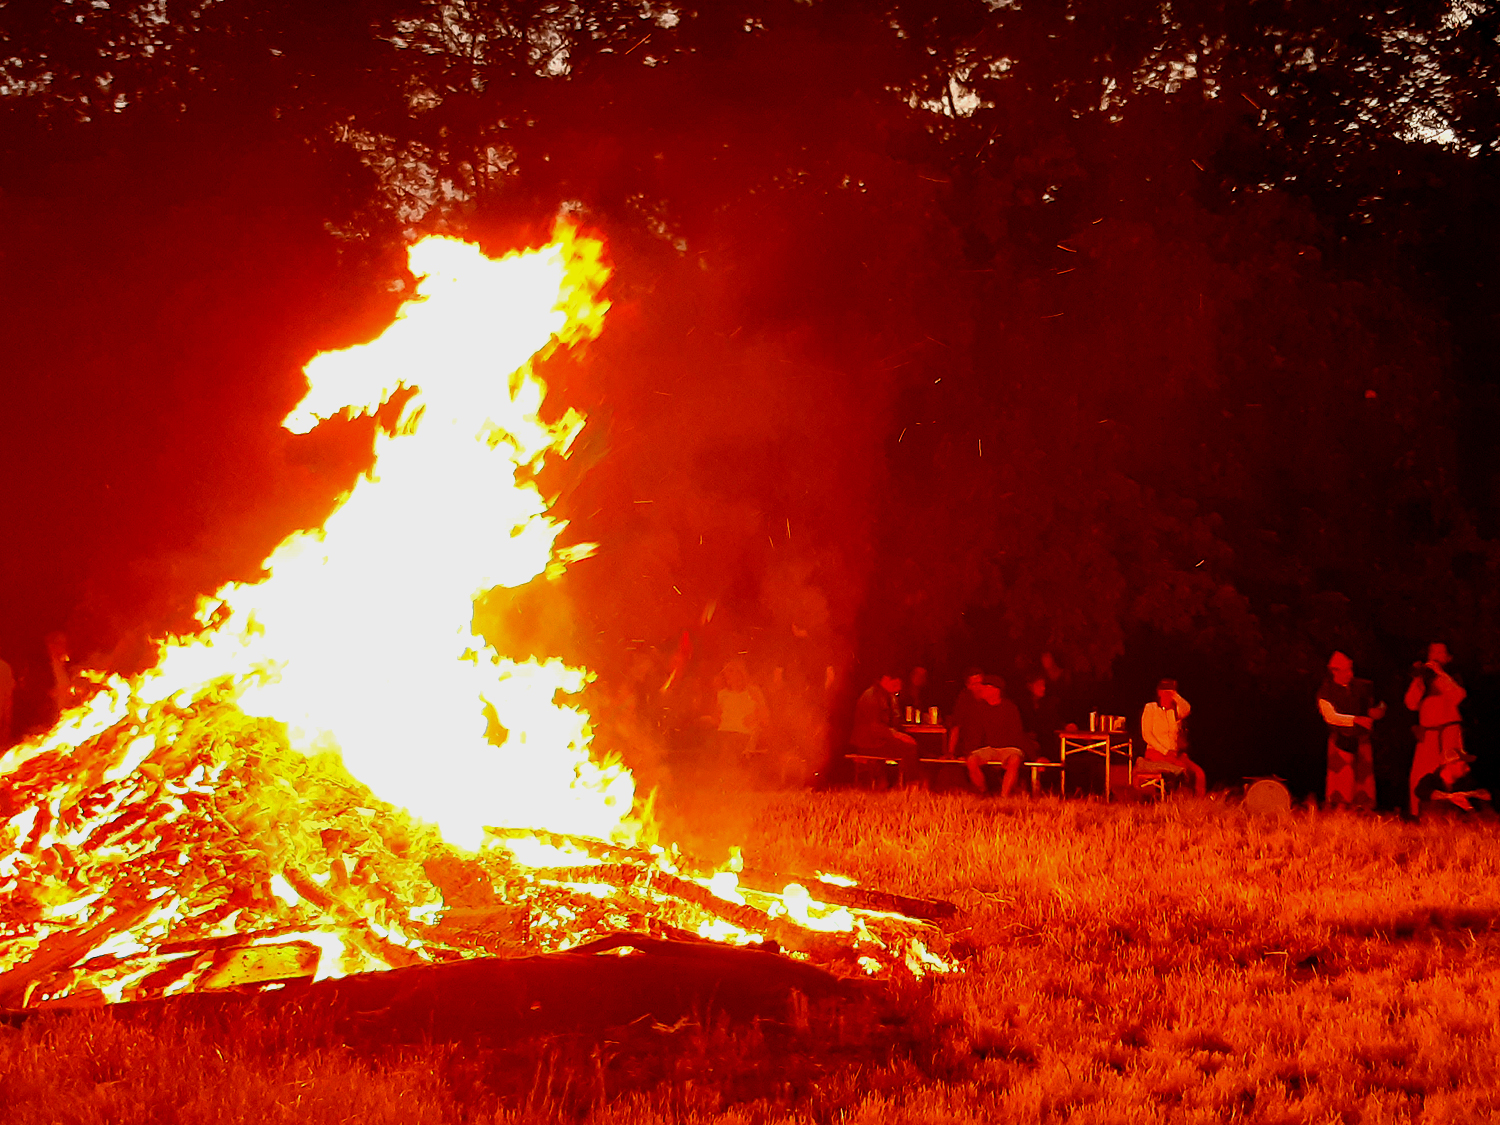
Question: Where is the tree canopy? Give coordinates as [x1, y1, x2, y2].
[4, 0, 1499, 784]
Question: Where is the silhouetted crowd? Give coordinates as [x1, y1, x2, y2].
[0, 623, 1488, 823]
[849, 645, 1490, 819]
[849, 658, 1166, 797]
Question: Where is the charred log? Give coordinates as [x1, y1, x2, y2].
[3, 933, 879, 1044]
[736, 868, 957, 922]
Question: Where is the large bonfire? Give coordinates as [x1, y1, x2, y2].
[0, 224, 947, 1011]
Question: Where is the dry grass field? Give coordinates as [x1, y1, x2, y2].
[4, 792, 1500, 1124]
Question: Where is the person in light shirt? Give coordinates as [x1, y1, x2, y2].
[714, 659, 768, 756]
[1137, 679, 1205, 797]
[1403, 644, 1487, 815]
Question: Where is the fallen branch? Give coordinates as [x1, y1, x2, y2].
[737, 867, 957, 922]
[4, 933, 879, 1044]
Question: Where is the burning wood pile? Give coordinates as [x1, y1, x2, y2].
[0, 224, 952, 1014]
[0, 684, 950, 1011]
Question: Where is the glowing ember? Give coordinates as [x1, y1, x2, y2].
[0, 224, 954, 1009]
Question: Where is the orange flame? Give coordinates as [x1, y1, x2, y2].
[16, 223, 632, 852]
[0, 224, 957, 1004]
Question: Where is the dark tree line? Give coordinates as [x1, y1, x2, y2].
[3, 0, 1499, 790]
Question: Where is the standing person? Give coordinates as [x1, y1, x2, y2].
[850, 669, 919, 783]
[1137, 679, 1205, 797]
[1404, 646, 1485, 814]
[1318, 652, 1384, 809]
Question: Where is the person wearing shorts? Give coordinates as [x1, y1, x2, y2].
[950, 675, 1035, 796]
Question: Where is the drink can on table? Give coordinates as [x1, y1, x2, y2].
[928, 706, 940, 726]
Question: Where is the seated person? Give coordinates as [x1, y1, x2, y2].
[897, 665, 930, 718]
[945, 667, 984, 759]
[1136, 679, 1205, 797]
[1019, 669, 1062, 747]
[850, 669, 919, 782]
[949, 673, 1036, 796]
[714, 659, 768, 760]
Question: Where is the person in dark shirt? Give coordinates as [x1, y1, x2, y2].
[1316, 651, 1384, 809]
[897, 665, 930, 718]
[946, 668, 986, 755]
[949, 674, 1036, 795]
[850, 669, 919, 782]
[1040, 651, 1077, 725]
[1018, 671, 1061, 756]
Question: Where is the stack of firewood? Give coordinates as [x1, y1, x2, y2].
[0, 683, 950, 1011]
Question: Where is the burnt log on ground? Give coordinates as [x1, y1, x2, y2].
[1, 933, 882, 1046]
[735, 868, 958, 922]
[478, 829, 958, 922]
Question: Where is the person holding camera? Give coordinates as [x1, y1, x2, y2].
[1404, 643, 1485, 815]
[1317, 652, 1384, 809]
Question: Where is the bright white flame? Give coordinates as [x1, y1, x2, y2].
[696, 918, 763, 945]
[904, 937, 955, 977]
[777, 883, 856, 933]
[499, 837, 603, 868]
[13, 227, 632, 853]
[216, 232, 627, 849]
[269, 874, 302, 908]
[707, 871, 746, 905]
